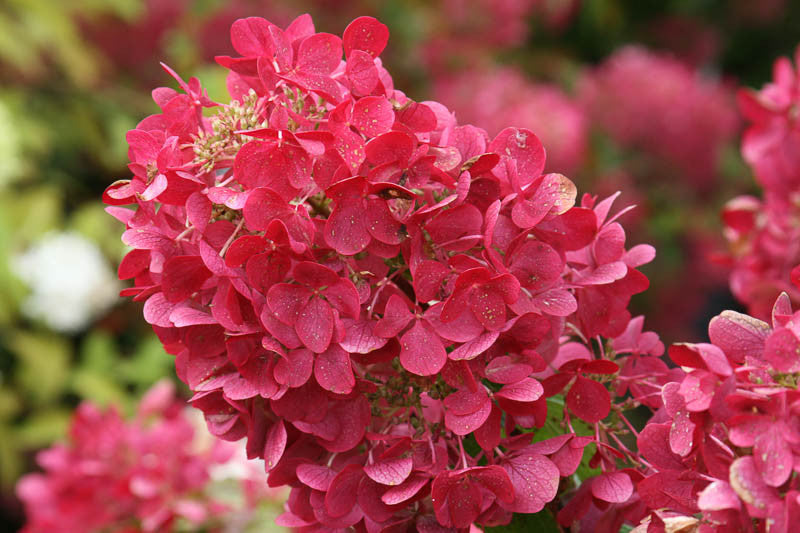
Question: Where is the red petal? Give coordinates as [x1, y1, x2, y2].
[708, 310, 769, 364]
[485, 356, 534, 384]
[431, 472, 482, 529]
[297, 464, 336, 491]
[296, 297, 334, 353]
[224, 235, 266, 267]
[474, 403, 502, 451]
[322, 279, 361, 319]
[729, 456, 780, 514]
[488, 127, 546, 189]
[118, 249, 150, 280]
[230, 17, 274, 56]
[697, 481, 741, 511]
[637, 423, 685, 471]
[467, 284, 507, 331]
[444, 395, 492, 435]
[364, 456, 412, 486]
[533, 289, 577, 317]
[264, 420, 287, 470]
[375, 294, 414, 338]
[495, 378, 544, 403]
[340, 320, 389, 353]
[343, 16, 389, 58]
[274, 348, 314, 388]
[143, 292, 177, 327]
[351, 96, 394, 137]
[500, 450, 560, 513]
[314, 344, 355, 394]
[296, 33, 342, 76]
[509, 241, 563, 291]
[567, 376, 610, 423]
[765, 328, 800, 373]
[448, 331, 499, 361]
[325, 465, 363, 518]
[242, 187, 291, 231]
[381, 475, 429, 505]
[396, 102, 437, 133]
[364, 197, 403, 245]
[593, 222, 626, 264]
[399, 321, 447, 376]
[472, 466, 515, 504]
[364, 131, 414, 165]
[346, 50, 379, 96]
[293, 261, 340, 288]
[753, 425, 793, 487]
[669, 343, 732, 376]
[325, 202, 371, 255]
[267, 283, 311, 325]
[413, 260, 449, 303]
[591, 472, 633, 503]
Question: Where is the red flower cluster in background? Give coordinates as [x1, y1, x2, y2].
[434, 66, 588, 176]
[580, 46, 739, 193]
[16, 381, 274, 533]
[100, 13, 665, 530]
[724, 47, 800, 318]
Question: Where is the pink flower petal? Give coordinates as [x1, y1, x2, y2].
[296, 297, 334, 353]
[729, 456, 780, 515]
[351, 96, 394, 137]
[499, 450, 560, 513]
[495, 378, 544, 403]
[325, 465, 363, 518]
[591, 472, 633, 503]
[314, 344, 355, 394]
[698, 481, 741, 511]
[364, 456, 412, 486]
[399, 321, 447, 376]
[567, 376, 610, 423]
[343, 16, 389, 58]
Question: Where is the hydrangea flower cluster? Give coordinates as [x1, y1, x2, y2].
[103, 13, 657, 530]
[579, 46, 738, 192]
[627, 293, 800, 533]
[16, 381, 275, 533]
[723, 47, 800, 318]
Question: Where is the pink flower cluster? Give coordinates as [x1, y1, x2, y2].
[103, 14, 657, 530]
[629, 293, 800, 533]
[579, 46, 739, 192]
[434, 67, 588, 175]
[16, 381, 271, 533]
[724, 47, 800, 318]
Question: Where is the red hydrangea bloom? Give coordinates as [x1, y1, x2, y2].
[626, 294, 800, 533]
[724, 48, 800, 318]
[15, 381, 278, 533]
[105, 13, 655, 530]
[579, 46, 738, 192]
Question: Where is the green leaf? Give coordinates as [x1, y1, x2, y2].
[15, 408, 70, 447]
[10, 331, 71, 405]
[0, 386, 22, 419]
[118, 334, 172, 389]
[79, 331, 117, 374]
[0, 422, 22, 488]
[71, 370, 128, 410]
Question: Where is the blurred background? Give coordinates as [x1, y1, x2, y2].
[1, 0, 799, 530]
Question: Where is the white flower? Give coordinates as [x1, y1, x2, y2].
[13, 232, 119, 332]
